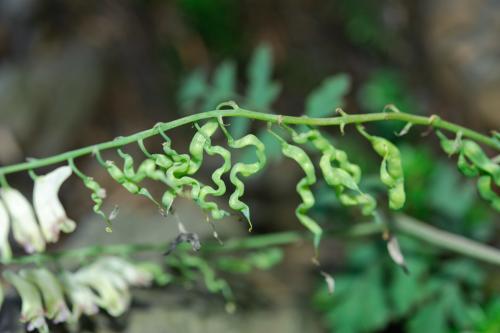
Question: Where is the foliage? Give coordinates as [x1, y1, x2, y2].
[0, 44, 498, 333]
[314, 238, 488, 333]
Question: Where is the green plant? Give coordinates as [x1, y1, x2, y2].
[0, 46, 499, 333]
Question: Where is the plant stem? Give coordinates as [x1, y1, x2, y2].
[4, 214, 500, 266]
[0, 109, 497, 175]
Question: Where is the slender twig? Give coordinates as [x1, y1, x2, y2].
[0, 109, 497, 176]
[3, 214, 500, 266]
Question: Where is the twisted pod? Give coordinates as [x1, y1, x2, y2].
[357, 125, 406, 210]
[194, 122, 233, 220]
[283, 125, 376, 216]
[437, 131, 500, 210]
[218, 114, 267, 231]
[268, 126, 323, 251]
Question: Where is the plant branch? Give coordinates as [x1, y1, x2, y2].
[3, 214, 500, 266]
[0, 108, 498, 176]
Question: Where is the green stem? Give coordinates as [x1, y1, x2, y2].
[0, 109, 497, 175]
[3, 214, 500, 266]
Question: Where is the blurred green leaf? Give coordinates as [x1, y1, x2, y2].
[472, 298, 500, 332]
[245, 43, 281, 110]
[390, 257, 427, 316]
[408, 300, 447, 333]
[428, 163, 476, 219]
[305, 74, 351, 118]
[203, 60, 237, 110]
[441, 259, 484, 287]
[358, 70, 419, 115]
[323, 266, 389, 333]
[178, 69, 207, 113]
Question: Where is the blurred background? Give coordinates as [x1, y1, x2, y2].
[0, 0, 499, 332]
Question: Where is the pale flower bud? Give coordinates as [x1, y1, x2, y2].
[3, 270, 48, 332]
[0, 188, 45, 253]
[33, 166, 76, 242]
[94, 257, 154, 287]
[74, 265, 131, 317]
[0, 199, 12, 261]
[60, 272, 99, 320]
[387, 235, 408, 273]
[21, 268, 71, 324]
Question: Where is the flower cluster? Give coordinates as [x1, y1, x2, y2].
[2, 256, 154, 332]
[0, 166, 75, 262]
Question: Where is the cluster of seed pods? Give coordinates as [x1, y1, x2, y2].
[78, 104, 413, 252]
[437, 131, 500, 211]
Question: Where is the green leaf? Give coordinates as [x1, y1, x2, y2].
[324, 266, 389, 333]
[305, 74, 351, 118]
[428, 162, 475, 219]
[203, 60, 237, 110]
[178, 69, 207, 113]
[390, 258, 427, 316]
[440, 283, 474, 328]
[408, 300, 447, 333]
[245, 43, 281, 110]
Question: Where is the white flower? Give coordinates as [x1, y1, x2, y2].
[0, 199, 12, 261]
[74, 265, 131, 317]
[60, 272, 99, 321]
[94, 257, 154, 286]
[0, 188, 45, 253]
[22, 268, 71, 324]
[33, 166, 76, 242]
[3, 271, 48, 332]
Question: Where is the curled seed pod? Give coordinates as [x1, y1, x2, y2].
[357, 126, 405, 210]
[436, 131, 463, 156]
[437, 132, 499, 210]
[195, 123, 232, 220]
[461, 140, 500, 183]
[284, 126, 376, 216]
[269, 128, 322, 250]
[187, 120, 220, 174]
[477, 176, 500, 211]
[156, 137, 205, 213]
[68, 159, 112, 232]
[457, 153, 479, 177]
[82, 177, 112, 232]
[219, 117, 267, 231]
[104, 156, 158, 206]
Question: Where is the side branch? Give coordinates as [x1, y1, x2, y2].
[3, 214, 500, 266]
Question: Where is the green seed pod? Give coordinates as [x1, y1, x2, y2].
[284, 126, 376, 216]
[457, 153, 479, 177]
[187, 120, 219, 174]
[477, 176, 500, 211]
[219, 117, 267, 230]
[117, 149, 135, 179]
[105, 161, 126, 183]
[357, 125, 405, 210]
[388, 182, 406, 210]
[161, 191, 176, 213]
[196, 123, 232, 220]
[82, 177, 112, 231]
[269, 128, 322, 250]
[462, 140, 500, 184]
[436, 130, 462, 156]
[105, 152, 160, 207]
